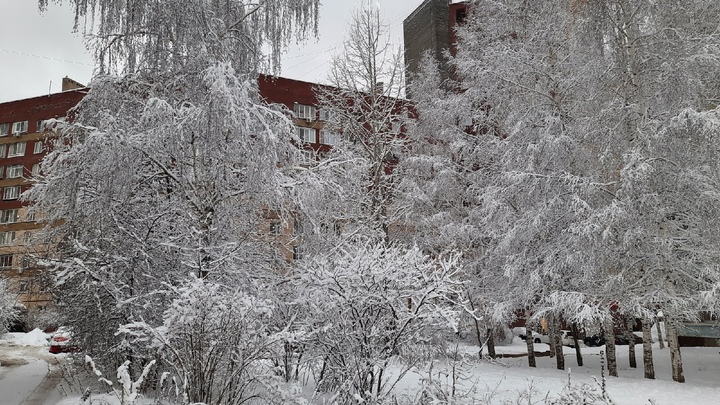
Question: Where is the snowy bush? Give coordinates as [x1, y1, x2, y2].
[293, 242, 467, 403]
[0, 279, 20, 333]
[119, 277, 305, 405]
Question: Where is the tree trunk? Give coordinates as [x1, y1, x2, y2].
[604, 316, 618, 377]
[666, 320, 685, 383]
[547, 314, 556, 358]
[626, 318, 637, 369]
[642, 317, 655, 379]
[525, 316, 536, 368]
[468, 294, 484, 359]
[656, 320, 665, 349]
[571, 322, 583, 367]
[551, 315, 564, 370]
[486, 328, 496, 359]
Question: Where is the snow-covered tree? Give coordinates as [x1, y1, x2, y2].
[405, 0, 613, 370]
[0, 279, 19, 333]
[292, 242, 465, 402]
[32, 0, 320, 381]
[312, 2, 409, 244]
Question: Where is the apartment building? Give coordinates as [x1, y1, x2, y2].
[0, 78, 86, 310]
[0, 74, 346, 304]
[403, 0, 470, 89]
[257, 75, 344, 261]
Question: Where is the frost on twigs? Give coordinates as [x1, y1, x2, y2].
[293, 242, 467, 402]
[83, 356, 155, 405]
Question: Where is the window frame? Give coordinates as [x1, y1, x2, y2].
[3, 186, 20, 200]
[0, 254, 12, 268]
[296, 127, 316, 144]
[7, 142, 26, 158]
[11, 121, 28, 136]
[294, 103, 316, 121]
[33, 141, 43, 154]
[1, 209, 18, 224]
[320, 130, 342, 146]
[6, 164, 23, 179]
[0, 231, 16, 246]
[0, 123, 8, 137]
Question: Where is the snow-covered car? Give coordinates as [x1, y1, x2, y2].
[525, 330, 577, 347]
[48, 329, 81, 354]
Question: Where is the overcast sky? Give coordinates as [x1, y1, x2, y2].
[0, 0, 429, 103]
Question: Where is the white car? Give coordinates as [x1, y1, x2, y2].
[529, 330, 577, 347]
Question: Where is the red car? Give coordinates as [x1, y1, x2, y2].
[48, 329, 81, 353]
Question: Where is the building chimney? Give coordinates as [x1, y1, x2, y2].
[62, 77, 85, 91]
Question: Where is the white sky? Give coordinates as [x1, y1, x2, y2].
[0, 0, 428, 103]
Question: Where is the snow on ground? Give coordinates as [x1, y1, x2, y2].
[0, 329, 67, 405]
[392, 337, 720, 404]
[3, 330, 720, 404]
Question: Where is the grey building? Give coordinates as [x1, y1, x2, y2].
[403, 0, 469, 91]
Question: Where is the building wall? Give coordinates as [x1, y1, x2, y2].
[0, 89, 86, 310]
[403, 0, 470, 90]
[403, 0, 450, 89]
[0, 76, 337, 298]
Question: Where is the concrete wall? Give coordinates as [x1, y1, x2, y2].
[403, 0, 450, 90]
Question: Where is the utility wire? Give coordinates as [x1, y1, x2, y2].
[0, 48, 93, 67]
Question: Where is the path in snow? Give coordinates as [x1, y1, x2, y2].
[0, 358, 56, 405]
[0, 331, 64, 405]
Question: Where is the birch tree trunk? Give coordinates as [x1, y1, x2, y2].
[626, 318, 637, 368]
[571, 322, 583, 367]
[486, 328, 496, 359]
[604, 316, 618, 377]
[547, 315, 556, 358]
[642, 317, 655, 379]
[525, 319, 536, 368]
[551, 315, 564, 370]
[656, 321, 665, 349]
[666, 320, 685, 383]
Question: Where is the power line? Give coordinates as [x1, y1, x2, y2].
[0, 48, 93, 67]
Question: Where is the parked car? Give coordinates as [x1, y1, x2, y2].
[48, 328, 81, 354]
[523, 330, 577, 347]
[583, 333, 644, 347]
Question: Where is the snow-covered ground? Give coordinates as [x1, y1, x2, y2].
[2, 331, 720, 404]
[390, 338, 720, 404]
[0, 329, 67, 405]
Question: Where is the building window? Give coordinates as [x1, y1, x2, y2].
[0, 123, 9, 137]
[33, 142, 43, 154]
[31, 163, 40, 176]
[269, 221, 280, 235]
[319, 108, 339, 122]
[11, 121, 28, 136]
[294, 103, 316, 121]
[23, 231, 32, 244]
[18, 281, 29, 293]
[1, 209, 18, 224]
[26, 210, 35, 222]
[0, 166, 4, 179]
[456, 8, 467, 24]
[0, 232, 15, 246]
[292, 245, 304, 260]
[320, 130, 342, 146]
[37, 120, 45, 132]
[296, 127, 316, 144]
[6, 164, 23, 179]
[7, 142, 26, 157]
[0, 254, 12, 268]
[0, 145, 6, 159]
[3, 186, 20, 200]
[22, 255, 32, 269]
